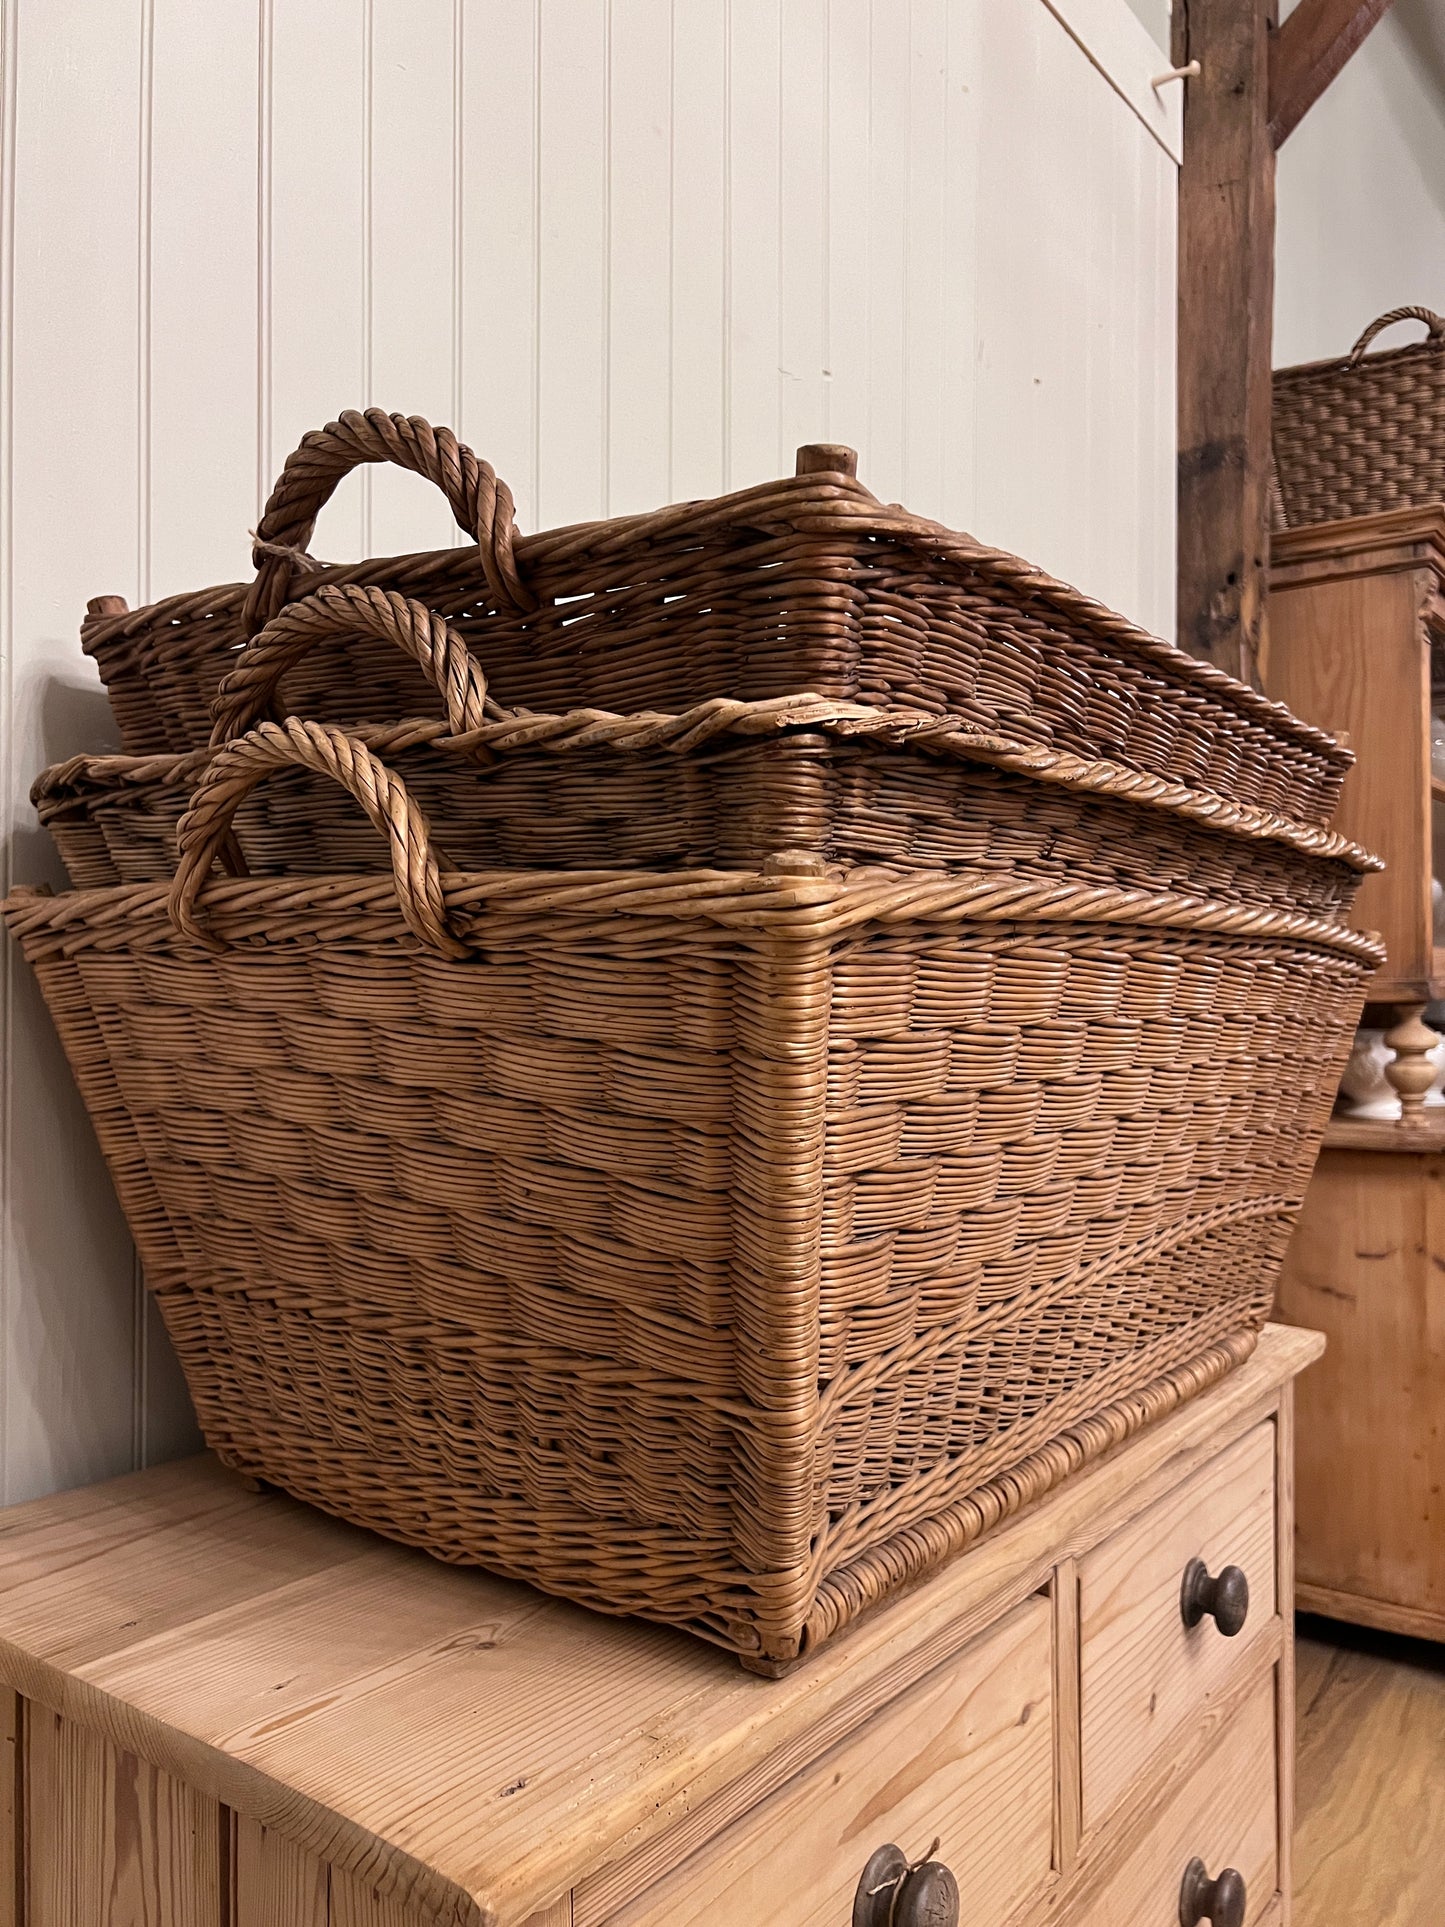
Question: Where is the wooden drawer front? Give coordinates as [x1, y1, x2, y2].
[603, 1595, 1054, 1927]
[1080, 1420, 1276, 1829]
[1075, 1674, 1278, 1926]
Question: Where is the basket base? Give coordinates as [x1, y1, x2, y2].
[738, 1326, 1257, 1677]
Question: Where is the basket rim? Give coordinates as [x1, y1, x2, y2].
[29, 695, 1382, 876]
[3, 861, 1389, 965]
[1274, 334, 1445, 387]
[76, 468, 1352, 771]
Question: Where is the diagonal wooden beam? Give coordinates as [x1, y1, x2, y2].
[1269, 0, 1397, 146]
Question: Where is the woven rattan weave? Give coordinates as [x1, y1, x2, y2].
[1273, 307, 1445, 528]
[4, 721, 1381, 1665]
[80, 416, 1349, 828]
[41, 585, 1379, 920]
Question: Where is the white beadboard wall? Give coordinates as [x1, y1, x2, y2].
[0, 0, 1179, 1504]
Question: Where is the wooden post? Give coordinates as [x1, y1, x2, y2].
[1174, 0, 1278, 686]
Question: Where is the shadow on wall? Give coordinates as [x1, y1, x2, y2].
[1396, 0, 1445, 105]
[4, 665, 203, 1502]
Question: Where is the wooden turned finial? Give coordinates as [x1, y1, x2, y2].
[85, 595, 129, 618]
[1384, 1002, 1440, 1115]
[795, 443, 857, 478]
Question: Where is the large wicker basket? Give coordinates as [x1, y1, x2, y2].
[5, 722, 1381, 1666]
[1273, 306, 1445, 528]
[39, 586, 1381, 921]
[80, 414, 1350, 827]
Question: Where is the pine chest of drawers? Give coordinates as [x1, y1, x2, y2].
[0, 1325, 1319, 1927]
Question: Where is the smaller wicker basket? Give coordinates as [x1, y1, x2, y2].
[35, 584, 1381, 923]
[79, 415, 1353, 830]
[1273, 307, 1445, 528]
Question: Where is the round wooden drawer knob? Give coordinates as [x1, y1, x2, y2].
[1180, 1557, 1250, 1636]
[853, 1843, 960, 1927]
[1179, 1856, 1247, 1927]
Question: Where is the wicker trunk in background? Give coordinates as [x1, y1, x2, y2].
[3, 749, 1380, 1665]
[1273, 306, 1445, 529]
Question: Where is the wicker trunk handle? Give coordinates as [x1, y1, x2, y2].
[1347, 306, 1445, 365]
[170, 718, 466, 958]
[211, 584, 494, 747]
[243, 407, 534, 636]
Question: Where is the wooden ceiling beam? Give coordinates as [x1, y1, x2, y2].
[1268, 0, 1397, 147]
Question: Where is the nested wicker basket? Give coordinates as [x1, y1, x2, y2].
[1273, 306, 1445, 528]
[41, 583, 1380, 922]
[80, 413, 1350, 828]
[4, 722, 1381, 1666]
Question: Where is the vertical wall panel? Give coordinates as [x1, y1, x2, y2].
[863, 0, 908, 500]
[142, 0, 259, 1465]
[537, 0, 609, 527]
[903, 0, 948, 512]
[824, 2, 871, 462]
[267, 0, 367, 561]
[726, 0, 783, 487]
[458, 0, 540, 530]
[606, 0, 673, 514]
[3, 0, 145, 1505]
[148, 0, 260, 599]
[367, 0, 461, 556]
[669, 0, 727, 500]
[777, 0, 829, 462]
[0, 0, 1179, 1507]
[938, 0, 981, 536]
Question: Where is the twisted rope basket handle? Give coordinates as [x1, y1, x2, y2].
[169, 717, 467, 958]
[210, 584, 495, 746]
[243, 407, 535, 635]
[1347, 306, 1445, 366]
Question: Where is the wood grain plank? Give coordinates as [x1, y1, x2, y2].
[1274, 1388, 1295, 1923]
[1071, 1677, 1278, 1925]
[27, 1706, 106, 1927]
[1261, 567, 1431, 990]
[1294, 1625, 1445, 1926]
[1052, 1560, 1082, 1877]
[0, 1457, 375, 1673]
[330, 1862, 413, 1927]
[26, 1704, 224, 1926]
[233, 1813, 328, 1927]
[602, 1596, 1053, 1927]
[1079, 1422, 1277, 1830]
[0, 1693, 20, 1927]
[1276, 1151, 1445, 1624]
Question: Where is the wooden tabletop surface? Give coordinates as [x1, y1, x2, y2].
[0, 1324, 1321, 1927]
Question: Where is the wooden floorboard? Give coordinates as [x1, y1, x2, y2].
[1295, 1615, 1445, 1925]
